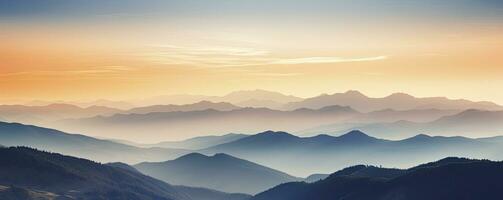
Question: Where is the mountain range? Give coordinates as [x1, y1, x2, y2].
[3, 90, 502, 142]
[124, 101, 241, 115]
[3, 120, 503, 177]
[53, 106, 359, 142]
[0, 103, 121, 125]
[0, 146, 250, 200]
[0, 121, 190, 164]
[51, 106, 471, 143]
[202, 130, 503, 176]
[312, 109, 503, 139]
[131, 90, 302, 109]
[252, 157, 503, 200]
[283, 90, 502, 112]
[135, 153, 300, 194]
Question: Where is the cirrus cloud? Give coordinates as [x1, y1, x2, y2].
[145, 45, 389, 68]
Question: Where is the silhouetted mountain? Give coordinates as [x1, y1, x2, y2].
[54, 106, 359, 142]
[125, 101, 241, 114]
[144, 133, 249, 150]
[0, 147, 189, 200]
[0, 103, 121, 125]
[0, 121, 191, 164]
[203, 130, 502, 176]
[284, 90, 502, 112]
[252, 157, 503, 200]
[135, 153, 300, 194]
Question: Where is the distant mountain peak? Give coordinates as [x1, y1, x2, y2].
[338, 130, 371, 139]
[213, 153, 236, 159]
[387, 92, 415, 99]
[171, 152, 240, 163]
[343, 90, 367, 97]
[413, 134, 432, 139]
[256, 130, 297, 138]
[174, 153, 208, 161]
[401, 134, 434, 142]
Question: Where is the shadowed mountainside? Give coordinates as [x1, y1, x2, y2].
[0, 147, 190, 200]
[0, 147, 251, 200]
[252, 157, 503, 200]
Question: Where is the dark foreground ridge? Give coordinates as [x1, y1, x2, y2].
[252, 157, 503, 200]
[0, 147, 250, 200]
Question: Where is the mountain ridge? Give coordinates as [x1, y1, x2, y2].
[284, 90, 502, 112]
[252, 157, 503, 200]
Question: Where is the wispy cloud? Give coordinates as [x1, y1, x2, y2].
[146, 45, 388, 68]
[270, 56, 388, 65]
[248, 72, 304, 77]
[0, 66, 134, 77]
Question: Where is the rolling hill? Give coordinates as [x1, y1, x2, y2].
[135, 153, 300, 194]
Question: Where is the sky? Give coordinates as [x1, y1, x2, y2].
[1, 0, 503, 104]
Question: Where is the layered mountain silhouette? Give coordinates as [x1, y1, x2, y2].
[283, 90, 502, 112]
[252, 157, 503, 200]
[203, 130, 503, 176]
[133, 89, 302, 108]
[0, 121, 191, 164]
[0, 103, 121, 125]
[0, 147, 250, 200]
[125, 101, 241, 114]
[4, 90, 502, 142]
[325, 109, 503, 139]
[54, 106, 359, 142]
[135, 153, 300, 194]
